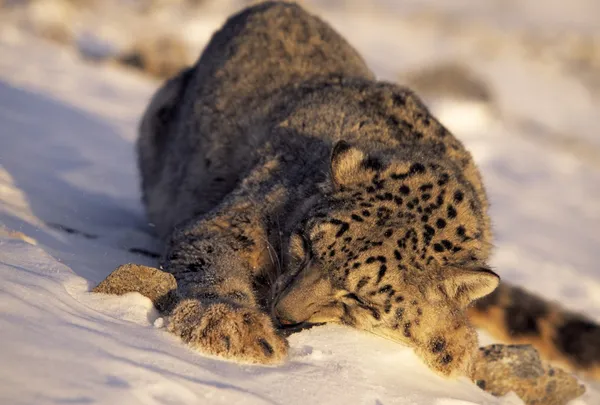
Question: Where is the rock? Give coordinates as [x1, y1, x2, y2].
[92, 263, 178, 312]
[400, 62, 498, 136]
[472, 344, 585, 405]
[25, 0, 77, 45]
[402, 62, 494, 104]
[117, 34, 192, 79]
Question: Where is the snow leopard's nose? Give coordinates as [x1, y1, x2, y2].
[273, 307, 297, 327]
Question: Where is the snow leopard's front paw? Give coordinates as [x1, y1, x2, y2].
[168, 299, 289, 364]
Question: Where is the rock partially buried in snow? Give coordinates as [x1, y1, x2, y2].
[92, 263, 178, 313]
[472, 344, 585, 405]
[402, 62, 494, 104]
[116, 34, 192, 79]
[400, 62, 498, 136]
[24, 0, 77, 45]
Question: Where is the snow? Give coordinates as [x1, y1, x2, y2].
[1, 1, 600, 404]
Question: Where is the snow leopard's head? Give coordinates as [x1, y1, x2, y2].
[273, 141, 499, 377]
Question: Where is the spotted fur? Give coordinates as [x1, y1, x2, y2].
[469, 284, 600, 379]
[136, 1, 600, 380]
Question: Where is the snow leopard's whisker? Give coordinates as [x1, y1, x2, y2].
[258, 234, 281, 285]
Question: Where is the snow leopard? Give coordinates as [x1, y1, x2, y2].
[136, 1, 600, 380]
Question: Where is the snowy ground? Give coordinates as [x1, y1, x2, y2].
[1, 1, 600, 404]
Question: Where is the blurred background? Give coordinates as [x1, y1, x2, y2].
[1, 0, 599, 317]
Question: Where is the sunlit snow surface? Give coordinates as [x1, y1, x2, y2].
[1, 1, 600, 404]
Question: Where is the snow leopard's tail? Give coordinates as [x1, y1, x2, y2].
[467, 283, 600, 379]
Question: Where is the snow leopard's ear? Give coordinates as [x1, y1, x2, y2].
[442, 266, 500, 307]
[330, 140, 368, 189]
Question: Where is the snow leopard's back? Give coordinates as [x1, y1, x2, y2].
[137, 1, 374, 237]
